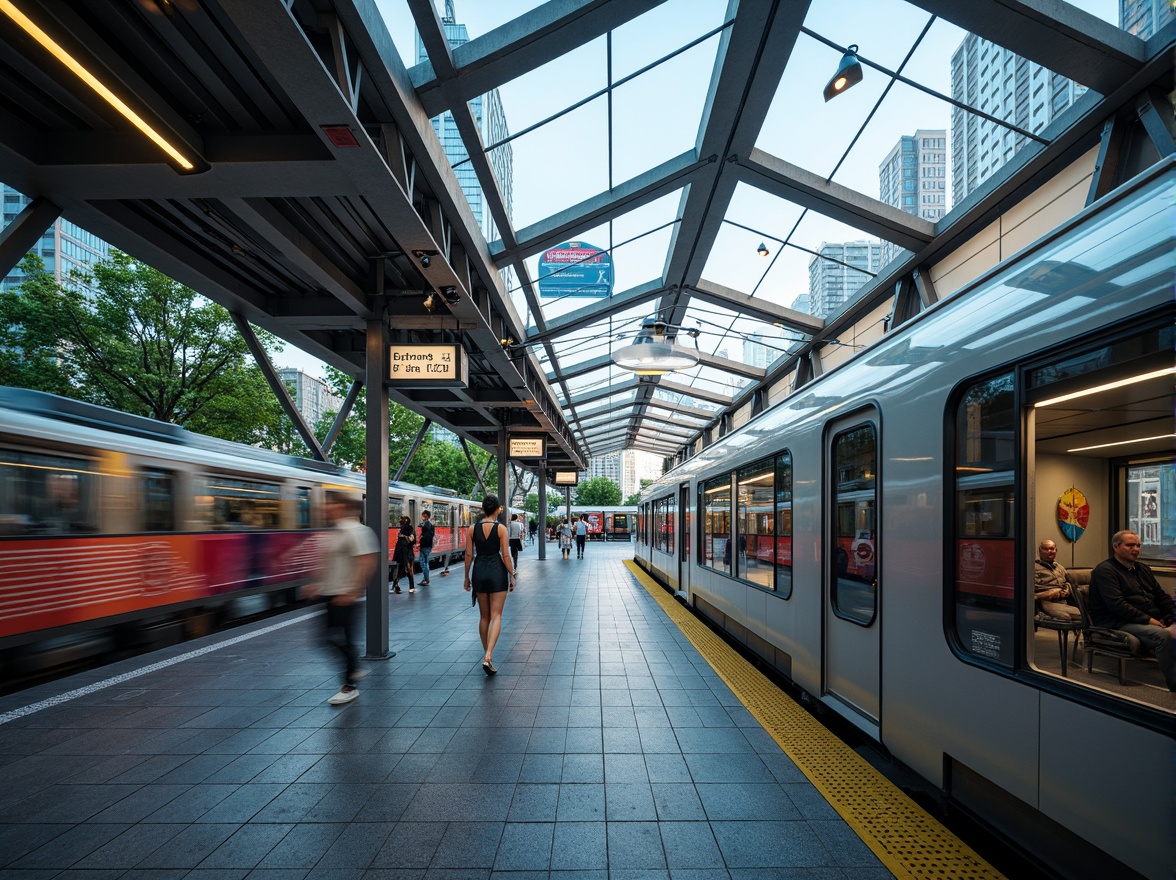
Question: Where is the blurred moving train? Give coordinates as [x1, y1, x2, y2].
[550, 505, 637, 540]
[0, 386, 478, 683]
[636, 165, 1174, 879]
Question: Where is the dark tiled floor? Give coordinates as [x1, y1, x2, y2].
[0, 541, 890, 879]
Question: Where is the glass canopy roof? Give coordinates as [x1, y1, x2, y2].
[377, 0, 1125, 461]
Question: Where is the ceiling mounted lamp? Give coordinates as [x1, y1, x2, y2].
[756, 241, 770, 257]
[823, 43, 863, 102]
[0, 0, 202, 172]
[612, 317, 699, 377]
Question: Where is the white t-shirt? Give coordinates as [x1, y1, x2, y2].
[319, 518, 379, 596]
[509, 520, 523, 540]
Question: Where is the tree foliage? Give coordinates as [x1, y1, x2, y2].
[575, 476, 622, 506]
[0, 251, 294, 447]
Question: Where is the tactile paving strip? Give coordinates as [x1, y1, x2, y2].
[625, 561, 1005, 880]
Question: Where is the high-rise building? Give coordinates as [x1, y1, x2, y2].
[950, 36, 1086, 205]
[621, 449, 662, 500]
[587, 450, 623, 490]
[2, 184, 110, 296]
[806, 241, 882, 319]
[278, 368, 343, 430]
[878, 130, 947, 265]
[1121, 0, 1174, 38]
[416, 1, 513, 247]
[743, 330, 786, 372]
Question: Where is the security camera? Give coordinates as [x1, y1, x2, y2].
[419, 254, 431, 268]
[441, 286, 459, 305]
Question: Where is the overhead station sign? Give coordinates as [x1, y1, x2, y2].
[387, 343, 467, 388]
[553, 470, 579, 486]
[509, 436, 547, 459]
[537, 241, 613, 298]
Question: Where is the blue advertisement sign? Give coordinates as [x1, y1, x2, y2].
[537, 241, 613, 298]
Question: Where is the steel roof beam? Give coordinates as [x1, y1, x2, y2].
[689, 279, 825, 335]
[737, 151, 936, 251]
[906, 0, 1144, 96]
[411, 0, 669, 117]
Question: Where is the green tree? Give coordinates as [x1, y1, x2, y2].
[0, 255, 75, 394]
[624, 479, 655, 506]
[575, 476, 621, 506]
[0, 251, 296, 445]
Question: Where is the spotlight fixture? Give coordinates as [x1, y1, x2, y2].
[823, 44, 863, 102]
[757, 242, 769, 257]
[413, 249, 437, 269]
[441, 286, 459, 305]
[611, 317, 700, 377]
[419, 254, 430, 268]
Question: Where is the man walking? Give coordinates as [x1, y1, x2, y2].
[307, 491, 378, 706]
[418, 509, 435, 586]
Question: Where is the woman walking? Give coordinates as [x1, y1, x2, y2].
[463, 495, 515, 674]
[558, 517, 573, 560]
[392, 515, 416, 593]
[508, 513, 524, 571]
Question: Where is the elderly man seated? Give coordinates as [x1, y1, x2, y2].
[1033, 539, 1081, 621]
[1089, 530, 1176, 697]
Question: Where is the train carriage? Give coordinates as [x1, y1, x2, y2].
[0, 387, 476, 676]
[635, 163, 1174, 880]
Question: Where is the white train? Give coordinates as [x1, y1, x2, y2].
[636, 162, 1173, 879]
[0, 387, 478, 683]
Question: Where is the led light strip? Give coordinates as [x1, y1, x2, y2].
[1034, 367, 1175, 408]
[0, 0, 195, 170]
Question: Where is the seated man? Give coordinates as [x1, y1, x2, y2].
[1033, 539, 1081, 621]
[1089, 530, 1176, 696]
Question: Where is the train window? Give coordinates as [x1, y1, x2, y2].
[702, 475, 731, 575]
[1122, 459, 1173, 566]
[737, 458, 774, 589]
[831, 426, 877, 624]
[0, 451, 100, 535]
[951, 373, 1015, 667]
[197, 476, 281, 529]
[432, 502, 451, 528]
[294, 487, 311, 529]
[654, 495, 674, 555]
[776, 451, 793, 597]
[143, 469, 175, 532]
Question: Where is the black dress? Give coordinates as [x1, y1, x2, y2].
[471, 521, 509, 594]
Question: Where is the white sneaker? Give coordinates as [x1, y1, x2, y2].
[328, 686, 359, 705]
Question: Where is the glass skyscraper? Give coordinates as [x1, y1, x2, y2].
[416, 1, 513, 247]
[2, 184, 110, 296]
[878, 130, 947, 266]
[950, 36, 1086, 205]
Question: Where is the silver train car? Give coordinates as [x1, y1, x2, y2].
[0, 387, 477, 681]
[635, 163, 1173, 879]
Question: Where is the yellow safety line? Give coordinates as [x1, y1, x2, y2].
[625, 561, 1005, 880]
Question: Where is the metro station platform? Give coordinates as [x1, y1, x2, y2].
[0, 541, 1000, 880]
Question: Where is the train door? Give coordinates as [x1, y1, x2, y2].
[823, 414, 880, 727]
[677, 482, 690, 596]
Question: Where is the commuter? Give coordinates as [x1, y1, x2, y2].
[528, 518, 538, 544]
[306, 491, 378, 705]
[574, 515, 588, 559]
[558, 517, 573, 559]
[508, 512, 524, 571]
[463, 494, 515, 675]
[1033, 539, 1080, 621]
[1089, 530, 1176, 695]
[417, 510, 435, 586]
[392, 514, 416, 593]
